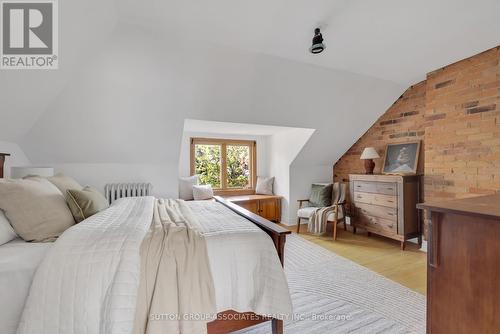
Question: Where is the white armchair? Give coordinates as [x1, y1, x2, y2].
[296, 182, 347, 240]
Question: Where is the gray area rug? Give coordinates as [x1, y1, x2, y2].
[236, 234, 426, 334]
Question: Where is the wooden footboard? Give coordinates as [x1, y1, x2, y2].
[208, 196, 291, 334]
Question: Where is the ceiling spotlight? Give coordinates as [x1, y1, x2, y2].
[309, 27, 325, 54]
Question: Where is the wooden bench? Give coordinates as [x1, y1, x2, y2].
[222, 194, 282, 223]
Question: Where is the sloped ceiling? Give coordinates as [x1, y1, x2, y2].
[0, 0, 118, 141]
[1, 0, 499, 170]
[118, 0, 500, 85]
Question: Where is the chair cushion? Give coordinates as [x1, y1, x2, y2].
[297, 206, 344, 221]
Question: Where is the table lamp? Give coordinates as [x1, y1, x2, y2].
[360, 147, 380, 174]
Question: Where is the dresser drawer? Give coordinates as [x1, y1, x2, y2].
[353, 181, 397, 196]
[353, 191, 398, 208]
[357, 215, 397, 234]
[355, 203, 397, 221]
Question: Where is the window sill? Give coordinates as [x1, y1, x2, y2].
[213, 189, 256, 196]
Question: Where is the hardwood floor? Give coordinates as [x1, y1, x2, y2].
[282, 223, 427, 295]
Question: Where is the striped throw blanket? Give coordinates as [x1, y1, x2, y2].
[307, 205, 338, 234]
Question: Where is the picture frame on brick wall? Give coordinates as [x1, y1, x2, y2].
[382, 141, 421, 175]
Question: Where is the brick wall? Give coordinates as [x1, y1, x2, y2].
[334, 46, 500, 203]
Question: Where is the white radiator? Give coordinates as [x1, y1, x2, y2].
[104, 182, 153, 204]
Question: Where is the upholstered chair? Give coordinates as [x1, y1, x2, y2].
[296, 182, 347, 240]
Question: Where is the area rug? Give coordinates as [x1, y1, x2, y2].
[236, 234, 426, 334]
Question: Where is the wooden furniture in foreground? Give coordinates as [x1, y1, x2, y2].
[349, 174, 421, 250]
[224, 194, 282, 223]
[209, 196, 290, 334]
[0, 153, 10, 178]
[296, 182, 347, 240]
[417, 194, 500, 334]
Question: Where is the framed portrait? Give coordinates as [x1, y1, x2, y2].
[382, 141, 421, 175]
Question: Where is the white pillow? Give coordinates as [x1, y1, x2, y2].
[192, 185, 214, 200]
[255, 176, 274, 195]
[179, 175, 199, 200]
[0, 210, 18, 246]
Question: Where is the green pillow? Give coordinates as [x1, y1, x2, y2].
[66, 186, 109, 223]
[309, 183, 333, 207]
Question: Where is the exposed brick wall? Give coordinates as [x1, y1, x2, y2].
[334, 46, 500, 203]
[333, 81, 427, 182]
[424, 47, 499, 200]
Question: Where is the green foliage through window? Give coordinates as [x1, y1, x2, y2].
[226, 145, 250, 188]
[195, 144, 221, 188]
[193, 140, 254, 190]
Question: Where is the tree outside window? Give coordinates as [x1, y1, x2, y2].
[190, 138, 256, 194]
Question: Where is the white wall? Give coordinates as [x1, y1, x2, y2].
[0, 141, 31, 178]
[50, 163, 178, 198]
[268, 128, 315, 224]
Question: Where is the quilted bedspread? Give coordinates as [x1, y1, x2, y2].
[17, 197, 291, 334]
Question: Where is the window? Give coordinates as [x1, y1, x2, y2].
[190, 138, 256, 195]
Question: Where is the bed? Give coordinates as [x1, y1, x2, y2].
[0, 239, 52, 334]
[15, 195, 292, 334]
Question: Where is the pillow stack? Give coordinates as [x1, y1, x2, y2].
[0, 173, 110, 243]
[179, 175, 215, 200]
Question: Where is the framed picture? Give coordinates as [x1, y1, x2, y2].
[382, 141, 421, 175]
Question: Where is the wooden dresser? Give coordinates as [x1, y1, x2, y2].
[224, 194, 281, 223]
[417, 195, 500, 334]
[349, 174, 421, 250]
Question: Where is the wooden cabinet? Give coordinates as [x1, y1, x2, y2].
[224, 195, 281, 223]
[349, 174, 421, 250]
[417, 195, 500, 334]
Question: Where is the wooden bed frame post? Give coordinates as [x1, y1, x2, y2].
[209, 196, 291, 334]
[0, 153, 10, 178]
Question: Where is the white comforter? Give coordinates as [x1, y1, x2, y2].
[17, 197, 292, 334]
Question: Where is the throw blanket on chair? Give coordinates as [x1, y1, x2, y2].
[307, 205, 337, 234]
[133, 199, 216, 334]
[307, 183, 343, 235]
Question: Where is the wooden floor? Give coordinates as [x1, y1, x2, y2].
[282, 223, 427, 295]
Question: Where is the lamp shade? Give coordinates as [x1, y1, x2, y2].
[360, 147, 380, 160]
[11, 166, 54, 179]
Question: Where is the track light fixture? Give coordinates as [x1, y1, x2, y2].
[309, 27, 325, 54]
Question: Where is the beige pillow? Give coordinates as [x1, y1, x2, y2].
[48, 173, 83, 196]
[255, 176, 274, 195]
[0, 178, 75, 242]
[66, 186, 109, 223]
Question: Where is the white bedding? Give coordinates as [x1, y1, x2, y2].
[186, 200, 292, 316]
[17, 197, 292, 334]
[0, 239, 52, 334]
